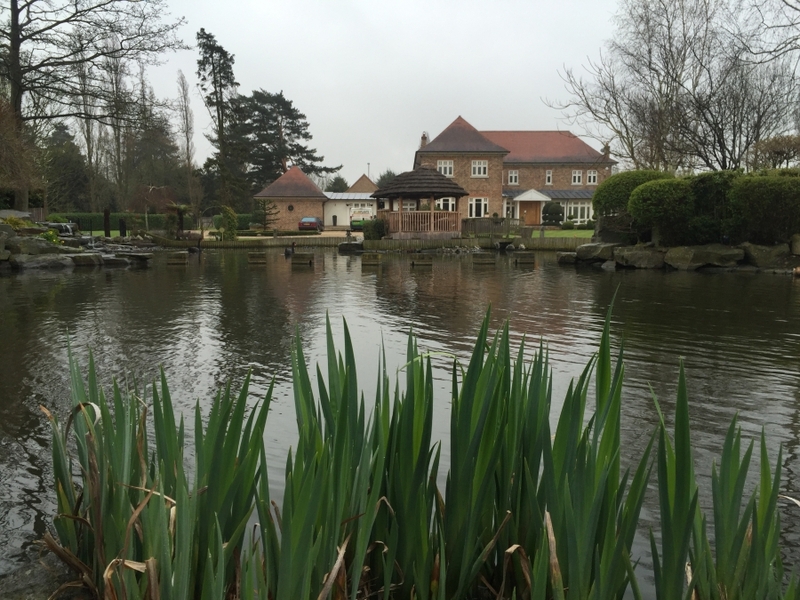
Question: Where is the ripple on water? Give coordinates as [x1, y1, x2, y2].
[1, 251, 799, 583]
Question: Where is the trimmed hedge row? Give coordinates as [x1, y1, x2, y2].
[593, 170, 673, 215]
[50, 212, 196, 231]
[596, 169, 800, 246]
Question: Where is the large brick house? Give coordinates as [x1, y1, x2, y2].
[413, 116, 616, 226]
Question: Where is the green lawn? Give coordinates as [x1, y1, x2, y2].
[544, 229, 594, 238]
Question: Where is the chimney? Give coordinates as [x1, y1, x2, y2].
[420, 132, 428, 149]
[601, 144, 610, 160]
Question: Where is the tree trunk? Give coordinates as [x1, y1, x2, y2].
[10, 0, 29, 211]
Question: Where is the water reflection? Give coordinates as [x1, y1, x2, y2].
[1, 250, 799, 588]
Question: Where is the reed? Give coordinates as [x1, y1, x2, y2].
[42, 310, 798, 599]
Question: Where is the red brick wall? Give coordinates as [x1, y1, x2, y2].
[503, 163, 613, 191]
[264, 197, 326, 230]
[417, 152, 506, 218]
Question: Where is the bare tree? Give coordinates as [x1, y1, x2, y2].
[554, 0, 796, 171]
[0, 0, 185, 210]
[176, 69, 201, 221]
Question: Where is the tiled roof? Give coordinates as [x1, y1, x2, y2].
[253, 166, 327, 199]
[346, 174, 378, 193]
[481, 131, 614, 165]
[538, 189, 596, 199]
[419, 116, 509, 154]
[372, 167, 469, 199]
[326, 192, 375, 200]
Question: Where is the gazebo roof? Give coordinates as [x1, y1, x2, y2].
[371, 167, 468, 199]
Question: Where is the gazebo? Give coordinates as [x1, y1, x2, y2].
[371, 167, 468, 237]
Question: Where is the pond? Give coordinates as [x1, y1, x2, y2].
[1, 248, 800, 590]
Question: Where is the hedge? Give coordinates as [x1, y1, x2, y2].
[213, 214, 253, 230]
[593, 170, 673, 215]
[49, 212, 195, 231]
[628, 179, 694, 246]
[728, 176, 800, 244]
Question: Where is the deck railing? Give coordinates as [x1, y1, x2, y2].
[377, 210, 460, 233]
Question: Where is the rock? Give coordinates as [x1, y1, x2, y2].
[557, 252, 577, 265]
[518, 244, 526, 250]
[101, 255, 130, 268]
[601, 259, 617, 271]
[9, 254, 75, 269]
[70, 253, 103, 267]
[665, 244, 744, 271]
[791, 233, 800, 256]
[613, 246, 666, 269]
[0, 250, 10, 261]
[6, 236, 70, 256]
[60, 238, 83, 248]
[0, 230, 8, 252]
[576, 243, 621, 262]
[740, 242, 790, 268]
[0, 223, 14, 236]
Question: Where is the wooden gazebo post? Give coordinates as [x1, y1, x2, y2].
[430, 195, 434, 232]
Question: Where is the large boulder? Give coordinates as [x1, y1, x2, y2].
[70, 253, 103, 267]
[0, 223, 14, 236]
[5, 236, 72, 256]
[613, 246, 666, 269]
[576, 242, 622, 262]
[0, 230, 9, 252]
[557, 252, 577, 264]
[665, 244, 744, 271]
[740, 242, 790, 268]
[0, 249, 10, 261]
[791, 233, 800, 256]
[10, 254, 75, 269]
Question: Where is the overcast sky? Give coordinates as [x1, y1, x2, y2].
[149, 0, 619, 186]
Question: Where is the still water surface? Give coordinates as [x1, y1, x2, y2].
[1, 249, 800, 587]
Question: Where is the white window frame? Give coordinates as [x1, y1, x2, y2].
[508, 170, 519, 185]
[545, 170, 553, 185]
[468, 197, 489, 218]
[435, 197, 456, 211]
[502, 199, 516, 218]
[471, 160, 488, 178]
[572, 170, 583, 185]
[587, 170, 598, 185]
[402, 200, 417, 212]
[437, 160, 454, 177]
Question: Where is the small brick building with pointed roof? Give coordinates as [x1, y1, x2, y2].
[413, 116, 616, 226]
[253, 166, 327, 230]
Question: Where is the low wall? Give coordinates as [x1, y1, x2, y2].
[151, 234, 341, 249]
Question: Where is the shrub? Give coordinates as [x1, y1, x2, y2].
[561, 220, 575, 230]
[39, 230, 61, 244]
[49, 213, 195, 232]
[628, 178, 694, 246]
[727, 176, 800, 244]
[362, 218, 388, 240]
[218, 206, 239, 241]
[1, 216, 32, 230]
[542, 201, 564, 225]
[593, 170, 674, 216]
[687, 170, 741, 225]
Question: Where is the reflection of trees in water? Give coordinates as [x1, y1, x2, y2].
[2, 250, 800, 577]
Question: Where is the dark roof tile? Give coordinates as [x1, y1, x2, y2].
[372, 167, 469, 199]
[253, 166, 327, 199]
